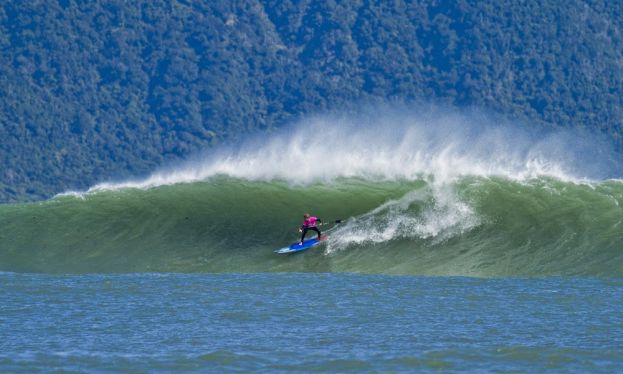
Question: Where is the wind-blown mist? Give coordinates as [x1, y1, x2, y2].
[80, 107, 621, 194]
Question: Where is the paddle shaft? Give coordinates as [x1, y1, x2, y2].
[298, 219, 342, 231]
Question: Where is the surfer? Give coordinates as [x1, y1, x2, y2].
[299, 213, 322, 244]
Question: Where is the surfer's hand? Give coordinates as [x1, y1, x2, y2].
[298, 228, 302, 232]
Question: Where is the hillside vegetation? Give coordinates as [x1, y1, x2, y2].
[1, 0, 621, 201]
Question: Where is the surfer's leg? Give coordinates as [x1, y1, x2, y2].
[312, 227, 321, 239]
[300, 227, 309, 244]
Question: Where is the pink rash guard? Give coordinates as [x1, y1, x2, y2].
[302, 216, 319, 228]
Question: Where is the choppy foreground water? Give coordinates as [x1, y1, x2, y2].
[2, 272, 621, 372]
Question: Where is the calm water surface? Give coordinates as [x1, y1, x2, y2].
[1, 273, 622, 372]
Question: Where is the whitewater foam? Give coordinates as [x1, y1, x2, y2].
[325, 184, 480, 254]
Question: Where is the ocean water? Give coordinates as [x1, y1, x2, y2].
[1, 114, 622, 371]
[2, 273, 622, 372]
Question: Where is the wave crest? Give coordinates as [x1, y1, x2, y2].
[67, 107, 620, 196]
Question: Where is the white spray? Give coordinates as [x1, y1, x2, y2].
[79, 106, 611, 194]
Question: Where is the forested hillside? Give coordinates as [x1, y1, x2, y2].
[1, 0, 621, 202]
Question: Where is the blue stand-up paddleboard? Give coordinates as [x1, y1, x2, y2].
[275, 235, 328, 254]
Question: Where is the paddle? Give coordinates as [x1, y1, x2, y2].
[297, 219, 342, 232]
[321, 219, 342, 225]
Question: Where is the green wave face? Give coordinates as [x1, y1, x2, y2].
[1, 176, 621, 276]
